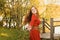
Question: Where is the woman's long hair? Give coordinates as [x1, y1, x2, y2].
[24, 7, 39, 25]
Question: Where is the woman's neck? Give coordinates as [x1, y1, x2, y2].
[33, 13, 37, 16]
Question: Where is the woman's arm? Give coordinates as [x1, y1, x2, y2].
[30, 15, 41, 27]
[30, 15, 36, 26]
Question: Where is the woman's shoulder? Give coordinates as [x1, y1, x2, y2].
[32, 14, 38, 18]
[32, 14, 37, 17]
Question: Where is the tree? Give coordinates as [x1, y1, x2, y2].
[0, 0, 31, 27]
[12, 0, 31, 27]
[0, 0, 5, 10]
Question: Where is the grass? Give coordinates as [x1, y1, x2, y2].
[0, 27, 29, 40]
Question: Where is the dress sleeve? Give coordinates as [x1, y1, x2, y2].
[30, 15, 36, 26]
[37, 19, 41, 25]
[30, 14, 41, 27]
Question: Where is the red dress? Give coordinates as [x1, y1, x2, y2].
[30, 14, 41, 40]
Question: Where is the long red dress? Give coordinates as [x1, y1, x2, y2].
[30, 14, 41, 40]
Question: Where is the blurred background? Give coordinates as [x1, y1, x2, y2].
[0, 0, 60, 40]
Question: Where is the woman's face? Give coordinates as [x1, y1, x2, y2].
[31, 7, 37, 14]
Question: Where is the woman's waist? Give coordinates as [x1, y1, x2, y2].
[32, 26, 39, 30]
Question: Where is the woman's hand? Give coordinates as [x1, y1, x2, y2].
[27, 25, 32, 31]
[22, 24, 32, 31]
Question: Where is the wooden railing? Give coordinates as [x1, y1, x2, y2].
[42, 18, 51, 33]
[42, 18, 60, 40]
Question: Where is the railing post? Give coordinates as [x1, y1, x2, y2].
[42, 18, 45, 33]
[50, 18, 54, 40]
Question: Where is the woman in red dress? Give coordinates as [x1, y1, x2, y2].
[24, 6, 41, 40]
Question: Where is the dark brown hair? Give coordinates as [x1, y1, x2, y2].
[24, 6, 39, 25]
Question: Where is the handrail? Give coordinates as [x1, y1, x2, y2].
[53, 21, 60, 22]
[44, 21, 50, 30]
[44, 24, 50, 30]
[42, 18, 60, 40]
[53, 18, 60, 22]
[45, 21, 51, 27]
[42, 18, 51, 31]
[54, 25, 60, 27]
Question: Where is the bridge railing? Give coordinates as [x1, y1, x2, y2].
[42, 18, 60, 40]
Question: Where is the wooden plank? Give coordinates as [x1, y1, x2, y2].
[45, 21, 51, 27]
[40, 33, 60, 39]
[40, 33, 50, 39]
[45, 24, 50, 30]
[54, 25, 60, 27]
[53, 21, 60, 22]
[53, 18, 60, 22]
[50, 18, 54, 40]
[42, 18, 45, 33]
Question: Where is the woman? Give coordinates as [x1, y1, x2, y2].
[24, 6, 41, 40]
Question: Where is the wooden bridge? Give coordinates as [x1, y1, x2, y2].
[40, 18, 60, 40]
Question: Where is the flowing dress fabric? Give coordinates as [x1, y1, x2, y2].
[30, 14, 41, 40]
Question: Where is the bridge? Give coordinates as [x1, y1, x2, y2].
[40, 18, 60, 40]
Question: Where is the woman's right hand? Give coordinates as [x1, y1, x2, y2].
[27, 25, 32, 31]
